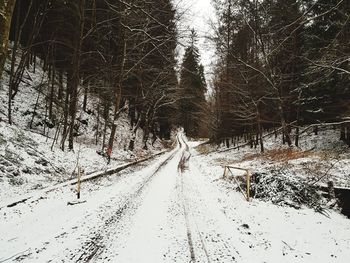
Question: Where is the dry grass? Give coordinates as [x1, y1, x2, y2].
[195, 143, 212, 154]
[214, 158, 242, 167]
[160, 139, 174, 149]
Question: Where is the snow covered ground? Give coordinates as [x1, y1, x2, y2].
[0, 56, 168, 204]
[197, 127, 350, 190]
[1, 56, 350, 262]
[1, 133, 349, 262]
[191, 138, 350, 262]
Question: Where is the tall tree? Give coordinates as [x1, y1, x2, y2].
[179, 29, 207, 137]
[0, 0, 16, 81]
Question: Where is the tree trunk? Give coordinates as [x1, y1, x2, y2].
[68, 0, 85, 151]
[0, 0, 17, 81]
[281, 118, 292, 146]
[61, 74, 70, 151]
[346, 125, 350, 146]
[49, 65, 55, 120]
[58, 70, 63, 101]
[257, 114, 264, 153]
[295, 126, 300, 147]
[83, 83, 88, 112]
[7, 0, 21, 124]
[107, 3, 126, 152]
[108, 84, 122, 151]
[340, 124, 346, 141]
[129, 114, 141, 151]
[95, 99, 100, 145]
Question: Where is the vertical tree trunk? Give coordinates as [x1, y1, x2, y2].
[225, 138, 230, 148]
[95, 99, 100, 145]
[61, 73, 70, 151]
[143, 123, 150, 150]
[58, 70, 63, 101]
[49, 65, 55, 120]
[83, 83, 88, 112]
[0, 0, 17, 81]
[257, 113, 264, 153]
[129, 115, 141, 151]
[7, 0, 21, 124]
[340, 124, 346, 141]
[346, 124, 350, 146]
[295, 126, 300, 147]
[102, 117, 107, 151]
[108, 3, 126, 152]
[108, 85, 122, 150]
[68, 0, 85, 151]
[29, 91, 40, 129]
[281, 117, 292, 146]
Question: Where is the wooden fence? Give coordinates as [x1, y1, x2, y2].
[223, 166, 251, 201]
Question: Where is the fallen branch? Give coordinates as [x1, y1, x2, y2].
[67, 200, 87, 206]
[1, 150, 169, 210]
[299, 120, 350, 137]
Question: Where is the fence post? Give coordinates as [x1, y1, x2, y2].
[223, 166, 228, 179]
[246, 170, 251, 202]
[77, 167, 81, 199]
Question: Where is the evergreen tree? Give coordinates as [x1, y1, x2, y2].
[179, 29, 207, 137]
[303, 0, 350, 122]
[269, 0, 305, 146]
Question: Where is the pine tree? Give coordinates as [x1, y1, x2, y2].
[179, 29, 207, 137]
[303, 0, 350, 122]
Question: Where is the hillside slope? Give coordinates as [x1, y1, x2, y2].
[0, 57, 169, 202]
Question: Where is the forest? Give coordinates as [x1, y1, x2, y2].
[1, 1, 350, 262]
[210, 0, 350, 152]
[1, 0, 349, 155]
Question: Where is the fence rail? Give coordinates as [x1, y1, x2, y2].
[222, 166, 251, 201]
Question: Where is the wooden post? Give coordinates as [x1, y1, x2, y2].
[77, 167, 81, 199]
[327, 181, 335, 200]
[246, 171, 251, 202]
[223, 166, 228, 179]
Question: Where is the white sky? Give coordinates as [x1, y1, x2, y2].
[173, 0, 217, 86]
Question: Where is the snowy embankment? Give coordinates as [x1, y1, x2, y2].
[0, 57, 169, 204]
[187, 136, 350, 262]
[196, 127, 350, 194]
[194, 128, 350, 225]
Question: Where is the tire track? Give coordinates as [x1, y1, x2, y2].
[178, 134, 211, 263]
[74, 140, 182, 262]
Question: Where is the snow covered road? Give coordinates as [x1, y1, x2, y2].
[1, 134, 350, 263]
[0, 134, 194, 262]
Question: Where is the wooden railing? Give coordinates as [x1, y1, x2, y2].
[223, 166, 251, 201]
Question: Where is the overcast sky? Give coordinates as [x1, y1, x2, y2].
[173, 0, 217, 86]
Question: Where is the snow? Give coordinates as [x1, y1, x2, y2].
[198, 127, 350, 190]
[189, 135, 350, 262]
[0, 148, 178, 262]
[0, 54, 167, 204]
[1, 133, 350, 262]
[1, 48, 350, 263]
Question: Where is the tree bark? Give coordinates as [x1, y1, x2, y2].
[0, 0, 17, 81]
[68, 0, 85, 151]
[107, 3, 126, 152]
[340, 124, 346, 141]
